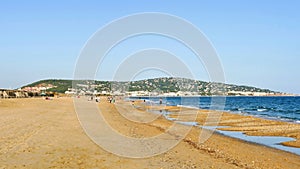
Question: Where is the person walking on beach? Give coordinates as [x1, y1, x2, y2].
[95, 96, 100, 102]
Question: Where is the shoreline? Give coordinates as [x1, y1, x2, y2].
[133, 100, 300, 150]
[129, 96, 300, 124]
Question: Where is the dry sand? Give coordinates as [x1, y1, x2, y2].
[0, 97, 300, 169]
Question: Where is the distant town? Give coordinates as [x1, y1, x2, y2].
[0, 77, 295, 98]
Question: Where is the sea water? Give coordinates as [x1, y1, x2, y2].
[131, 96, 300, 123]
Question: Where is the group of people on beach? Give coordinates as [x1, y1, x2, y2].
[87, 95, 117, 103]
[88, 96, 100, 102]
[107, 96, 115, 103]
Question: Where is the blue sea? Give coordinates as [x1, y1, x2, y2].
[130, 96, 300, 123]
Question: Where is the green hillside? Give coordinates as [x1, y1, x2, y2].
[22, 77, 280, 96]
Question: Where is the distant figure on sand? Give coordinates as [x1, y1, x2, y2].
[110, 96, 115, 103]
[107, 96, 113, 103]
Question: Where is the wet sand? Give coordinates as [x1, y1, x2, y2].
[159, 105, 300, 148]
[0, 97, 300, 168]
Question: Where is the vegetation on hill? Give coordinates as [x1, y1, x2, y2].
[22, 77, 279, 95]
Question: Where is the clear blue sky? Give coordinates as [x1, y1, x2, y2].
[0, 0, 299, 94]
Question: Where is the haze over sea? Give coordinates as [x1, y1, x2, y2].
[132, 96, 300, 123]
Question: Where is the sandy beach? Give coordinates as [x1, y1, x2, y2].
[0, 97, 300, 169]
